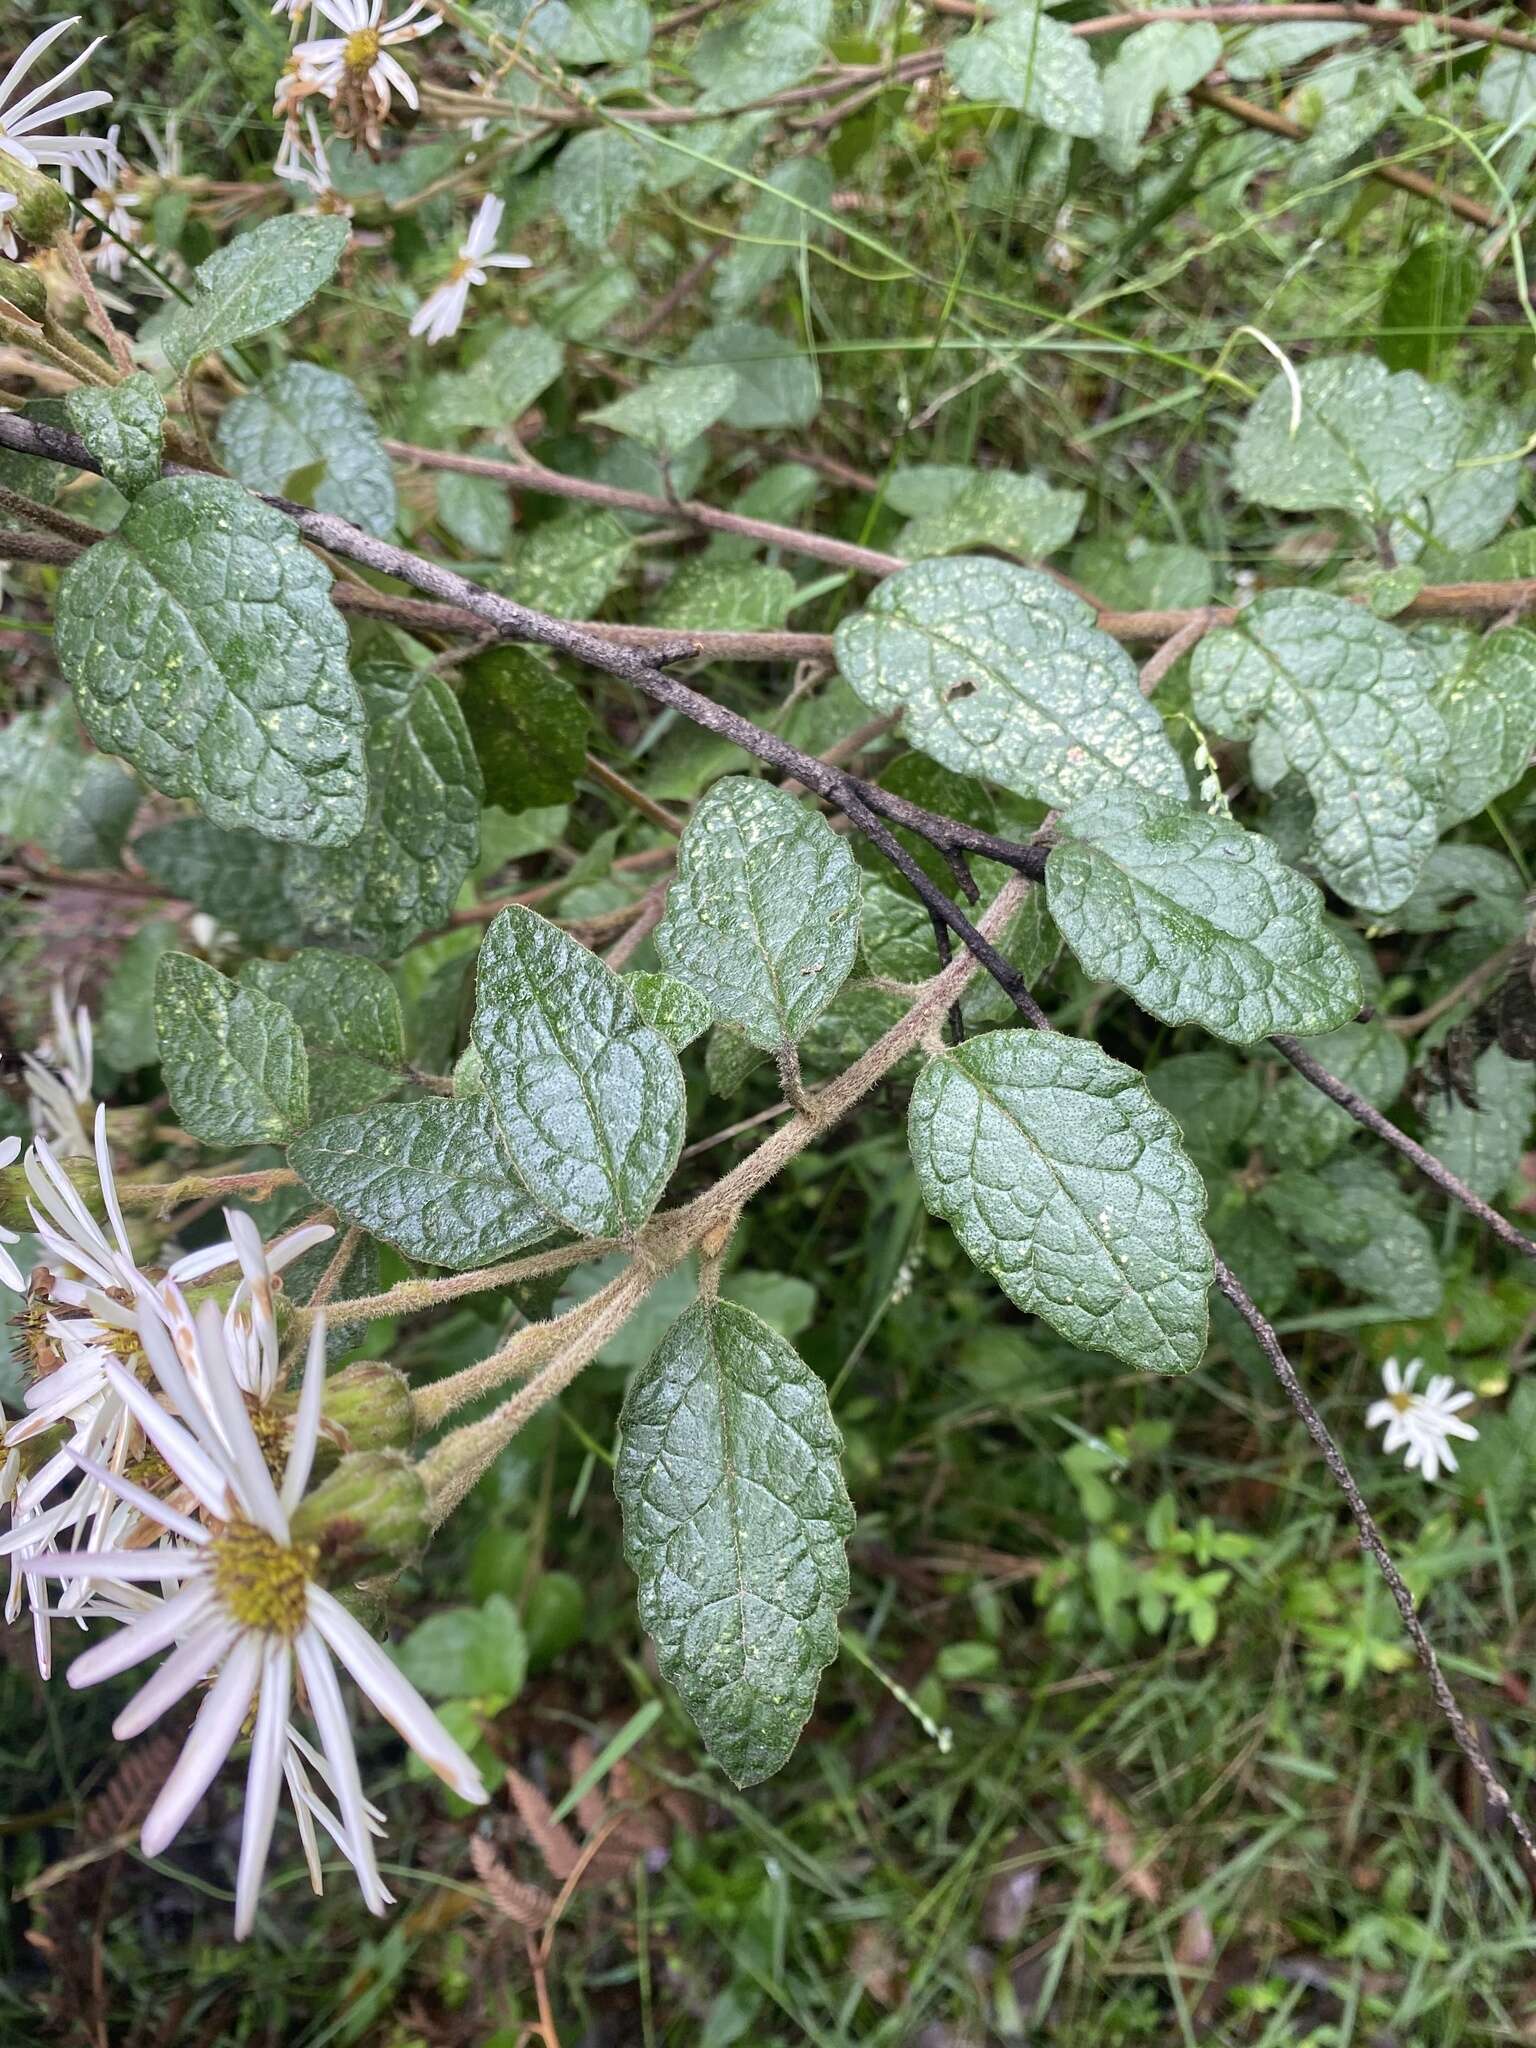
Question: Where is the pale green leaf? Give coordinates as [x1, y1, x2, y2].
[1480, 50, 1536, 126]
[1231, 355, 1464, 524]
[1428, 625, 1536, 827]
[435, 467, 511, 557]
[650, 561, 796, 632]
[888, 465, 1085, 562]
[562, 0, 650, 64]
[834, 557, 1187, 811]
[98, 920, 180, 1072]
[616, 1298, 853, 1786]
[510, 510, 631, 615]
[1226, 21, 1364, 79]
[1298, 1157, 1443, 1318]
[1423, 1047, 1536, 1202]
[586, 365, 739, 455]
[909, 1031, 1212, 1372]
[713, 159, 832, 314]
[1098, 21, 1220, 173]
[1190, 592, 1446, 913]
[1045, 792, 1362, 1043]
[947, 4, 1104, 137]
[155, 954, 309, 1146]
[285, 663, 483, 957]
[291, 1096, 551, 1269]
[472, 905, 686, 1238]
[656, 777, 861, 1049]
[415, 324, 564, 436]
[686, 320, 820, 430]
[55, 477, 367, 848]
[551, 128, 652, 248]
[628, 971, 714, 1051]
[159, 214, 350, 375]
[1070, 538, 1213, 611]
[1401, 403, 1523, 566]
[691, 0, 831, 111]
[216, 363, 396, 538]
[1255, 1023, 1407, 1168]
[65, 372, 164, 498]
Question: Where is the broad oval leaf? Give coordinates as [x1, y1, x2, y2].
[1046, 792, 1362, 1044]
[460, 647, 590, 812]
[285, 662, 483, 956]
[886, 464, 1084, 563]
[656, 777, 861, 1050]
[947, 4, 1104, 137]
[240, 950, 405, 1068]
[216, 362, 397, 538]
[1426, 625, 1536, 828]
[834, 557, 1186, 811]
[155, 954, 308, 1146]
[1190, 592, 1446, 914]
[628, 971, 714, 1051]
[472, 905, 686, 1239]
[908, 1031, 1213, 1373]
[159, 214, 350, 375]
[615, 1298, 853, 1787]
[291, 1097, 551, 1269]
[65, 372, 164, 498]
[55, 476, 367, 848]
[690, 0, 830, 110]
[1231, 355, 1464, 522]
[1423, 1046, 1536, 1202]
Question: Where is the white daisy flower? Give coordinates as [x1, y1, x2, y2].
[274, 103, 334, 196]
[1366, 1356, 1479, 1485]
[65, 127, 141, 281]
[295, 1, 439, 150]
[26, 1299, 487, 1936]
[24, 982, 94, 1157]
[408, 194, 529, 345]
[0, 17, 115, 176]
[0, 1134, 23, 1294]
[0, 191, 17, 261]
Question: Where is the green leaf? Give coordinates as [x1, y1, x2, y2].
[947, 4, 1104, 137]
[510, 509, 632, 615]
[472, 905, 686, 1239]
[1071, 537, 1213, 611]
[1227, 21, 1364, 79]
[691, 0, 830, 111]
[628, 971, 714, 1051]
[1401, 403, 1523, 566]
[586, 364, 739, 455]
[550, 128, 652, 248]
[1146, 1051, 1261, 1173]
[1255, 1023, 1407, 1169]
[834, 557, 1187, 811]
[291, 1096, 551, 1269]
[650, 560, 796, 632]
[460, 648, 591, 811]
[1423, 1048, 1536, 1202]
[1480, 50, 1536, 126]
[909, 1031, 1212, 1373]
[215, 363, 396, 539]
[416, 324, 564, 436]
[1231, 354, 1464, 523]
[1045, 792, 1362, 1044]
[55, 476, 367, 848]
[132, 817, 304, 947]
[1427, 625, 1536, 828]
[0, 698, 139, 869]
[159, 214, 350, 375]
[1378, 232, 1482, 378]
[155, 953, 309, 1146]
[1393, 843, 1526, 940]
[615, 1298, 853, 1787]
[285, 662, 482, 957]
[65, 372, 164, 498]
[561, 0, 650, 64]
[888, 465, 1085, 562]
[656, 777, 862, 1050]
[435, 467, 510, 556]
[712, 158, 832, 314]
[98, 920, 180, 1072]
[685, 319, 820, 430]
[239, 950, 405, 1068]
[1294, 1157, 1443, 1318]
[1190, 592, 1446, 914]
[1097, 21, 1220, 173]
[395, 1594, 527, 1702]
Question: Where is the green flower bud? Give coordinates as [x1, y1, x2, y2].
[290, 1451, 428, 1584]
[319, 1361, 415, 1454]
[0, 260, 47, 325]
[0, 151, 69, 248]
[0, 1153, 105, 1233]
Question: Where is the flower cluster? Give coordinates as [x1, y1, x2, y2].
[0, 1094, 487, 1936]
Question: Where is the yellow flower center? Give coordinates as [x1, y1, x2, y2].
[210, 1520, 317, 1636]
[1389, 1391, 1416, 1414]
[446, 255, 474, 285]
[343, 26, 382, 72]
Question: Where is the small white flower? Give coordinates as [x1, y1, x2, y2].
[65, 126, 141, 280]
[0, 17, 115, 176]
[408, 193, 529, 345]
[25, 982, 94, 1157]
[295, 0, 439, 148]
[1366, 1356, 1478, 1485]
[25, 1295, 487, 1936]
[274, 103, 333, 196]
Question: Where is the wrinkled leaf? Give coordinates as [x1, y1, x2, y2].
[586, 365, 739, 455]
[216, 362, 397, 538]
[1423, 1047, 1536, 1202]
[65, 372, 165, 498]
[240, 950, 405, 1068]
[159, 214, 350, 374]
[1428, 625, 1536, 828]
[628, 971, 714, 1051]
[156, 953, 309, 1145]
[948, 4, 1104, 137]
[889, 465, 1085, 562]
[691, 0, 830, 111]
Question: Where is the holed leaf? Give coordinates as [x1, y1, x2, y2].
[615, 1298, 853, 1786]
[55, 476, 367, 848]
[656, 777, 861, 1050]
[472, 905, 685, 1239]
[1045, 791, 1362, 1044]
[291, 1096, 551, 1269]
[908, 1031, 1213, 1373]
[155, 954, 308, 1146]
[1190, 592, 1446, 913]
[834, 557, 1186, 811]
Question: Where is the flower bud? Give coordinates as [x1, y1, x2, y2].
[319, 1361, 415, 1454]
[0, 1153, 105, 1232]
[0, 151, 69, 247]
[0, 260, 47, 325]
[290, 1451, 428, 1583]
